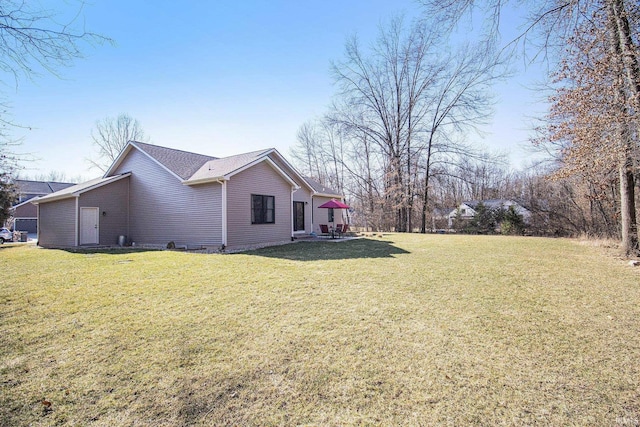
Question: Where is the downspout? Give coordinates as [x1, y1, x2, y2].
[36, 204, 40, 245]
[310, 191, 318, 234]
[291, 187, 295, 240]
[311, 195, 314, 233]
[74, 197, 79, 246]
[127, 177, 130, 242]
[221, 179, 227, 247]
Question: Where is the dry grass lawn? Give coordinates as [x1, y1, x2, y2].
[1, 234, 639, 426]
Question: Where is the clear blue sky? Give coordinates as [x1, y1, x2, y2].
[9, 0, 546, 182]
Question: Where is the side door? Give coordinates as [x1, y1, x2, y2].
[80, 207, 99, 245]
[293, 201, 305, 232]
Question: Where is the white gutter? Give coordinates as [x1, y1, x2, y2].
[182, 176, 228, 186]
[312, 191, 343, 199]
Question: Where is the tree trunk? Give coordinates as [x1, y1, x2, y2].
[619, 156, 638, 255]
[420, 134, 434, 233]
[606, 0, 640, 255]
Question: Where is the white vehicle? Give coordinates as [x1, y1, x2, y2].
[0, 228, 12, 243]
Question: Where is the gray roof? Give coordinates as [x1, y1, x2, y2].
[188, 148, 273, 182]
[14, 180, 76, 196]
[132, 141, 218, 180]
[49, 182, 76, 192]
[304, 176, 342, 197]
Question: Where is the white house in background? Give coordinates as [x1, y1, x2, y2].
[34, 141, 343, 250]
[447, 199, 531, 228]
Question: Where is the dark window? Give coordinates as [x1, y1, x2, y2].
[328, 208, 334, 223]
[252, 194, 275, 224]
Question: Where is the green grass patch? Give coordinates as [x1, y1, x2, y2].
[1, 235, 639, 425]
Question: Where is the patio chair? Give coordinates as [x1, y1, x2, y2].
[319, 224, 330, 237]
[335, 224, 344, 238]
[341, 224, 349, 236]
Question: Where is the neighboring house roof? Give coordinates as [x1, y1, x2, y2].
[14, 180, 53, 195]
[49, 182, 77, 192]
[34, 173, 132, 204]
[304, 176, 342, 198]
[13, 179, 76, 202]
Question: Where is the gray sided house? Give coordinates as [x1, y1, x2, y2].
[35, 142, 343, 250]
[11, 180, 76, 233]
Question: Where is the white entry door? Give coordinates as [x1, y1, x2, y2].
[80, 207, 99, 245]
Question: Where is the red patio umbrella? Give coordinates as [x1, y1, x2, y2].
[317, 199, 350, 209]
[317, 199, 350, 236]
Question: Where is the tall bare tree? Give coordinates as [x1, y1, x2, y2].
[326, 15, 505, 232]
[88, 113, 149, 172]
[330, 17, 443, 231]
[418, 41, 505, 232]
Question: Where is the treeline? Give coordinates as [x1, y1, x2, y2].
[292, 123, 628, 238]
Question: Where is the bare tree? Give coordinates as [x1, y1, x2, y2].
[0, 0, 108, 83]
[326, 15, 505, 232]
[290, 121, 323, 179]
[0, 0, 108, 223]
[330, 17, 443, 231]
[88, 113, 149, 172]
[418, 41, 506, 232]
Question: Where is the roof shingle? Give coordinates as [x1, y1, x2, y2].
[132, 141, 218, 180]
[187, 149, 274, 182]
[304, 176, 342, 197]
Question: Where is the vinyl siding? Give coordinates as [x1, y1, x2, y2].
[38, 198, 77, 247]
[78, 176, 129, 246]
[112, 149, 223, 246]
[267, 154, 302, 186]
[14, 202, 37, 218]
[226, 161, 292, 248]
